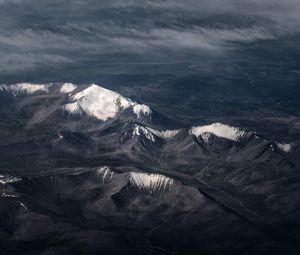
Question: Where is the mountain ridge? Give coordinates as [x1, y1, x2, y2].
[1, 82, 300, 255]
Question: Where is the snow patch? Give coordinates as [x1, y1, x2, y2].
[190, 123, 247, 142]
[0, 175, 21, 198]
[0, 175, 21, 185]
[96, 166, 114, 184]
[133, 104, 152, 118]
[18, 202, 28, 211]
[62, 84, 151, 121]
[132, 125, 180, 142]
[0, 83, 49, 96]
[147, 127, 180, 139]
[133, 125, 156, 142]
[60, 83, 77, 93]
[275, 142, 293, 153]
[200, 133, 212, 143]
[129, 172, 174, 194]
[63, 103, 81, 115]
[2, 193, 18, 198]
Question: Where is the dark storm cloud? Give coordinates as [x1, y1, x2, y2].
[0, 0, 299, 75]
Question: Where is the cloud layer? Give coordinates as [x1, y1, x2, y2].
[0, 0, 299, 75]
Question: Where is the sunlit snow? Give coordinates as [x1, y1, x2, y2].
[62, 84, 151, 121]
[190, 123, 246, 142]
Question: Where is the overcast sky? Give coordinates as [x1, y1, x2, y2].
[0, 0, 299, 77]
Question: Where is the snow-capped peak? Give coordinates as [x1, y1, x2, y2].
[62, 84, 152, 121]
[59, 83, 77, 94]
[190, 123, 247, 142]
[0, 83, 50, 96]
[129, 172, 174, 194]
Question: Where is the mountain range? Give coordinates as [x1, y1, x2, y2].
[0, 82, 300, 255]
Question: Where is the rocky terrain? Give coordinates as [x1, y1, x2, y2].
[0, 83, 299, 254]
